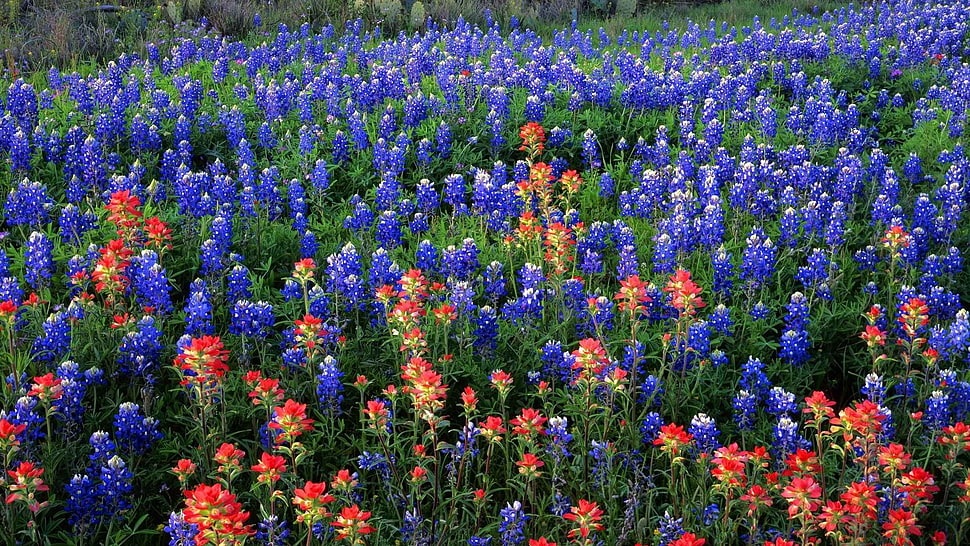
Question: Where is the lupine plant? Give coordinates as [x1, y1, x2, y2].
[0, 1, 969, 544]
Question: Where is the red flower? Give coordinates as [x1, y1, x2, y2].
[182, 483, 252, 545]
[518, 122, 546, 156]
[175, 335, 230, 387]
[860, 325, 887, 347]
[669, 533, 706, 546]
[510, 408, 547, 439]
[516, 453, 545, 479]
[529, 539, 557, 546]
[882, 508, 921, 546]
[563, 499, 604, 539]
[781, 476, 822, 518]
[251, 452, 287, 483]
[479, 416, 506, 442]
[331, 505, 376, 543]
[27, 373, 63, 402]
[654, 423, 693, 458]
[268, 399, 314, 444]
[171, 458, 197, 488]
[292, 481, 335, 526]
[213, 443, 246, 475]
[571, 338, 609, 379]
[615, 275, 652, 316]
[663, 269, 705, 316]
[5, 461, 49, 513]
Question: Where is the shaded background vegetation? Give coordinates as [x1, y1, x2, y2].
[1, 0, 841, 75]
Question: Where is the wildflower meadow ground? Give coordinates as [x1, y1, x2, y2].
[1, 1, 970, 545]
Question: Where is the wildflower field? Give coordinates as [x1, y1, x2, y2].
[1, 0, 970, 544]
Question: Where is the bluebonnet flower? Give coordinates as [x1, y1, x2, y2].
[53, 361, 101, 433]
[740, 357, 771, 401]
[688, 413, 721, 454]
[640, 412, 664, 444]
[129, 250, 174, 314]
[546, 417, 573, 463]
[740, 227, 776, 290]
[255, 515, 290, 546]
[733, 390, 758, 431]
[357, 451, 393, 485]
[498, 501, 528, 546]
[66, 474, 100, 532]
[773, 415, 807, 458]
[113, 402, 162, 456]
[59, 204, 98, 245]
[316, 355, 344, 417]
[473, 306, 499, 357]
[24, 231, 54, 289]
[766, 387, 797, 417]
[227, 265, 253, 304]
[925, 390, 951, 436]
[656, 511, 685, 545]
[862, 373, 887, 404]
[749, 301, 771, 322]
[31, 311, 71, 364]
[183, 279, 214, 336]
[117, 316, 164, 381]
[779, 292, 811, 366]
[229, 300, 276, 339]
[5, 178, 53, 227]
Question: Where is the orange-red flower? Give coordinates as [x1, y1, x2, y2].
[5, 461, 49, 513]
[251, 452, 287, 484]
[669, 533, 706, 546]
[563, 499, 604, 540]
[331, 505, 375, 543]
[292, 481, 335, 526]
[182, 483, 252, 545]
[882, 508, 921, 546]
[268, 399, 314, 444]
[654, 423, 693, 458]
[781, 476, 822, 518]
[510, 408, 547, 439]
[516, 453, 545, 479]
[663, 269, 705, 316]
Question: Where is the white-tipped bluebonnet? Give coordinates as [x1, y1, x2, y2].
[113, 402, 162, 456]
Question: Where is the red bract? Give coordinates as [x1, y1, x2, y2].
[563, 499, 604, 540]
[251, 452, 287, 483]
[27, 373, 63, 402]
[615, 275, 652, 316]
[182, 483, 252, 545]
[5, 461, 49, 513]
[882, 508, 921, 545]
[571, 338, 609, 379]
[518, 122, 546, 156]
[860, 324, 887, 347]
[213, 443, 245, 475]
[292, 481, 335, 525]
[516, 452, 544, 479]
[362, 400, 390, 429]
[663, 269, 705, 316]
[105, 189, 142, 233]
[803, 391, 836, 425]
[510, 408, 547, 439]
[331, 505, 375, 543]
[781, 476, 822, 518]
[668, 532, 706, 546]
[175, 336, 230, 386]
[897, 297, 930, 339]
[654, 423, 693, 458]
[268, 399, 314, 444]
